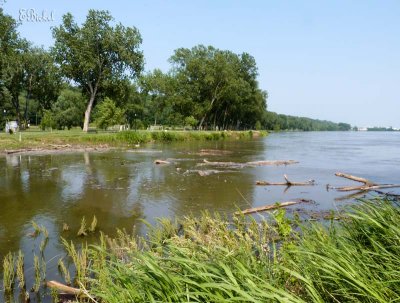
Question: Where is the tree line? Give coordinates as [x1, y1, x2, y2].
[0, 9, 351, 132]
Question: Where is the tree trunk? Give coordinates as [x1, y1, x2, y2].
[83, 94, 95, 132]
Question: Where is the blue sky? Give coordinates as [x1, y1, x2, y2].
[2, 1, 399, 127]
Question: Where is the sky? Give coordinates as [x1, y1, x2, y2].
[1, 0, 399, 127]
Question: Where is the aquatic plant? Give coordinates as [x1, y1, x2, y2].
[31, 221, 41, 237]
[58, 258, 71, 285]
[84, 199, 400, 303]
[33, 255, 41, 293]
[16, 250, 25, 289]
[61, 238, 89, 287]
[63, 222, 70, 231]
[77, 217, 88, 237]
[89, 215, 97, 233]
[2, 252, 15, 293]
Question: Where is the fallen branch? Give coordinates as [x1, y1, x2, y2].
[154, 159, 171, 165]
[46, 280, 82, 295]
[49, 144, 72, 149]
[256, 174, 315, 186]
[246, 160, 299, 166]
[183, 169, 234, 176]
[5, 148, 34, 154]
[335, 172, 374, 186]
[334, 172, 400, 192]
[235, 199, 312, 215]
[198, 159, 298, 168]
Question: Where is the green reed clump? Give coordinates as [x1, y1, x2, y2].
[285, 199, 400, 302]
[31, 221, 41, 237]
[89, 215, 97, 233]
[63, 222, 70, 231]
[46, 198, 398, 303]
[58, 258, 71, 285]
[86, 211, 298, 303]
[2, 252, 15, 293]
[61, 238, 89, 288]
[16, 250, 25, 289]
[77, 217, 88, 237]
[33, 255, 41, 293]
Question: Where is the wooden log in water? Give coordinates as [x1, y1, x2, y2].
[154, 159, 171, 165]
[235, 200, 307, 216]
[47, 280, 81, 295]
[335, 172, 374, 185]
[199, 159, 299, 168]
[256, 174, 315, 186]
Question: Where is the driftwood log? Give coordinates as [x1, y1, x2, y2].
[256, 174, 315, 186]
[154, 159, 171, 165]
[235, 199, 312, 215]
[198, 159, 298, 169]
[46, 280, 82, 295]
[333, 172, 400, 192]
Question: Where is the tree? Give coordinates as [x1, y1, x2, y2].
[52, 10, 143, 132]
[52, 88, 86, 129]
[168, 45, 267, 130]
[0, 9, 28, 126]
[94, 97, 125, 130]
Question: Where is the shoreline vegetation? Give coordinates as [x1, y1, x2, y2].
[0, 129, 267, 155]
[2, 198, 399, 302]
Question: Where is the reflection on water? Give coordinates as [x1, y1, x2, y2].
[0, 131, 400, 300]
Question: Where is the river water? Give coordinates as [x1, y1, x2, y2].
[0, 131, 399, 301]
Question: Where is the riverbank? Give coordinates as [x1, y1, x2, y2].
[3, 198, 398, 302]
[0, 129, 267, 155]
[70, 198, 400, 302]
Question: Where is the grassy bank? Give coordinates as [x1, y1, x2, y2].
[2, 198, 399, 302]
[61, 199, 400, 302]
[0, 129, 267, 153]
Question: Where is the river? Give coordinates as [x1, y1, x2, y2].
[1, 131, 399, 301]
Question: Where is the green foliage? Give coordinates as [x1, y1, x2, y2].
[184, 115, 198, 128]
[94, 97, 126, 130]
[40, 110, 55, 130]
[46, 198, 398, 303]
[141, 45, 268, 130]
[52, 88, 86, 129]
[264, 111, 351, 131]
[52, 10, 144, 131]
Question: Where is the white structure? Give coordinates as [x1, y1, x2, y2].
[5, 121, 18, 133]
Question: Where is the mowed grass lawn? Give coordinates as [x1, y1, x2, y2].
[0, 126, 266, 152]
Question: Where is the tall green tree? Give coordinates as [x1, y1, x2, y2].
[52, 10, 144, 132]
[0, 9, 27, 125]
[168, 45, 267, 130]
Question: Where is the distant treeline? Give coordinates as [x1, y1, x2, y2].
[0, 9, 351, 132]
[262, 111, 351, 131]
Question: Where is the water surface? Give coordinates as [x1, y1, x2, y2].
[1, 131, 399, 301]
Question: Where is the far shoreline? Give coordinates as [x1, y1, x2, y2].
[0, 129, 267, 156]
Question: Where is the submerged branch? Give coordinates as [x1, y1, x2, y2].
[256, 174, 315, 186]
[198, 159, 298, 169]
[235, 199, 313, 215]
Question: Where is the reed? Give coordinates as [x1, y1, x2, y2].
[63, 222, 70, 231]
[31, 221, 41, 237]
[89, 215, 98, 233]
[16, 250, 25, 289]
[2, 252, 15, 293]
[77, 216, 88, 237]
[61, 238, 89, 288]
[42, 226, 49, 239]
[58, 258, 71, 285]
[33, 255, 41, 293]
[83, 199, 400, 303]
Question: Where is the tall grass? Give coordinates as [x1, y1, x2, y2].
[81, 199, 400, 302]
[285, 199, 400, 302]
[2, 198, 397, 302]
